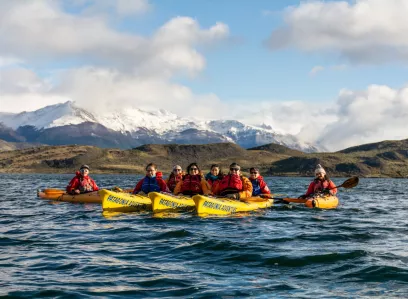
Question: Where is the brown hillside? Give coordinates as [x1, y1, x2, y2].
[0, 143, 287, 175]
[1, 140, 408, 177]
[248, 143, 304, 156]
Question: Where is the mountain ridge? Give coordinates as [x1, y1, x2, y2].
[1, 139, 407, 177]
[0, 101, 319, 152]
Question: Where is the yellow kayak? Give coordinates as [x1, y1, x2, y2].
[193, 195, 273, 216]
[37, 189, 101, 203]
[149, 192, 195, 212]
[100, 189, 151, 212]
[304, 195, 339, 209]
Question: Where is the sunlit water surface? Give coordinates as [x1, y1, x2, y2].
[1, 174, 408, 298]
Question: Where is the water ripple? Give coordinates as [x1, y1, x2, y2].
[1, 175, 408, 298]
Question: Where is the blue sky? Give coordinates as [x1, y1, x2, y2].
[58, 0, 408, 103]
[1, 0, 408, 151]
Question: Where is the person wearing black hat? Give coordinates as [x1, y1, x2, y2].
[66, 164, 99, 194]
[213, 162, 253, 200]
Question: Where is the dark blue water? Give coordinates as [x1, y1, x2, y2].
[1, 174, 408, 298]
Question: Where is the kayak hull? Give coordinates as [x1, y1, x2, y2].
[149, 192, 195, 212]
[38, 189, 101, 203]
[100, 189, 151, 212]
[304, 195, 339, 209]
[193, 195, 273, 215]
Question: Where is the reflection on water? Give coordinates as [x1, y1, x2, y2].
[1, 174, 408, 298]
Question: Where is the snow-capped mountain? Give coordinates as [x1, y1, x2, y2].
[0, 101, 320, 152]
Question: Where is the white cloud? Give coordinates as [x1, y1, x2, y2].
[309, 64, 347, 76]
[0, 2, 228, 75]
[0, 56, 23, 67]
[315, 84, 408, 151]
[0, 1, 229, 118]
[232, 100, 336, 136]
[233, 82, 408, 151]
[78, 0, 151, 16]
[0, 66, 230, 119]
[309, 65, 325, 76]
[267, 0, 408, 63]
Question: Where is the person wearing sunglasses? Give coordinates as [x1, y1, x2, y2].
[66, 164, 99, 194]
[249, 167, 271, 198]
[133, 163, 170, 195]
[166, 165, 184, 192]
[173, 163, 211, 196]
[299, 164, 337, 199]
[204, 164, 224, 192]
[213, 162, 252, 200]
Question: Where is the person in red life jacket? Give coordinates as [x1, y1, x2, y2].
[213, 162, 252, 200]
[133, 163, 170, 195]
[204, 164, 224, 193]
[173, 163, 211, 196]
[166, 165, 184, 193]
[66, 164, 99, 194]
[300, 164, 337, 198]
[249, 167, 272, 198]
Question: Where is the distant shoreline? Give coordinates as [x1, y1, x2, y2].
[1, 141, 408, 178]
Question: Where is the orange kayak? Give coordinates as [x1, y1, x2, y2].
[37, 189, 101, 203]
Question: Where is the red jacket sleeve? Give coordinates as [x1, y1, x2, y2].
[66, 176, 79, 193]
[305, 182, 315, 196]
[260, 180, 271, 194]
[133, 179, 144, 194]
[159, 179, 170, 193]
[90, 178, 99, 191]
[328, 180, 337, 195]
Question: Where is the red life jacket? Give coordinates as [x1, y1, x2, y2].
[180, 174, 203, 195]
[218, 174, 243, 195]
[167, 174, 183, 192]
[78, 176, 95, 192]
[313, 179, 331, 193]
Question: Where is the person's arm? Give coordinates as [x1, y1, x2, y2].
[212, 181, 220, 195]
[304, 182, 315, 197]
[238, 177, 253, 199]
[66, 177, 78, 193]
[260, 180, 271, 195]
[201, 179, 212, 195]
[133, 179, 144, 194]
[173, 181, 182, 195]
[91, 178, 99, 191]
[328, 181, 337, 195]
[159, 179, 170, 193]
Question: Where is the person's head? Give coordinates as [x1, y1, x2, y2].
[229, 162, 241, 176]
[315, 164, 326, 180]
[210, 164, 220, 176]
[249, 167, 260, 179]
[79, 164, 90, 176]
[145, 163, 157, 178]
[187, 163, 200, 176]
[172, 165, 182, 175]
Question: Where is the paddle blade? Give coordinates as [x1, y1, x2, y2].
[339, 177, 359, 189]
[43, 188, 65, 194]
[241, 197, 269, 203]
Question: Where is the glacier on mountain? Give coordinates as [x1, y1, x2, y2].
[0, 101, 320, 152]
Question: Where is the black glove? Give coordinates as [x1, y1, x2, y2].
[298, 194, 307, 199]
[322, 189, 330, 195]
